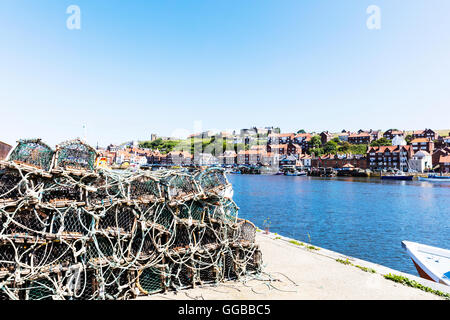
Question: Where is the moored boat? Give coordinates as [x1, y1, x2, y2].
[381, 172, 413, 180]
[284, 170, 307, 176]
[402, 241, 450, 286]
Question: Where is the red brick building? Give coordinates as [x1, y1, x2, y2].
[383, 129, 405, 140]
[439, 155, 450, 173]
[348, 132, 372, 145]
[412, 129, 438, 141]
[311, 154, 368, 169]
[0, 141, 12, 160]
[410, 138, 434, 154]
[367, 145, 413, 171]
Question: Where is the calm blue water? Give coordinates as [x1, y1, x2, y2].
[227, 174, 450, 275]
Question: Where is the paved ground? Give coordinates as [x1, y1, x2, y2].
[138, 232, 448, 300]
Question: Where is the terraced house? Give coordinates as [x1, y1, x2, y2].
[367, 145, 413, 171]
[348, 132, 372, 145]
[383, 129, 405, 140]
[412, 128, 438, 141]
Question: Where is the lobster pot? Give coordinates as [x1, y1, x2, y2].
[161, 174, 201, 202]
[178, 200, 204, 222]
[85, 236, 116, 262]
[153, 204, 175, 231]
[171, 224, 196, 250]
[222, 248, 240, 280]
[7, 139, 54, 171]
[170, 262, 194, 290]
[0, 287, 15, 300]
[129, 175, 161, 201]
[101, 266, 131, 299]
[0, 242, 29, 272]
[41, 176, 84, 204]
[236, 219, 256, 243]
[1, 208, 50, 236]
[130, 230, 158, 261]
[136, 266, 165, 295]
[30, 240, 77, 270]
[0, 169, 26, 200]
[195, 251, 221, 285]
[49, 207, 93, 235]
[199, 223, 222, 246]
[98, 205, 136, 233]
[195, 168, 227, 192]
[25, 274, 60, 300]
[55, 140, 97, 171]
[69, 268, 99, 300]
[89, 175, 124, 205]
[246, 247, 262, 274]
[205, 199, 238, 224]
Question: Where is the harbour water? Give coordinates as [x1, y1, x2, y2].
[227, 174, 450, 275]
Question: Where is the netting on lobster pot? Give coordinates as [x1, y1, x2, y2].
[129, 174, 161, 201]
[204, 198, 238, 223]
[178, 200, 204, 222]
[7, 139, 54, 171]
[236, 219, 256, 243]
[246, 248, 262, 274]
[160, 173, 201, 202]
[194, 250, 221, 285]
[1, 208, 50, 236]
[222, 247, 240, 280]
[198, 222, 222, 247]
[153, 204, 175, 231]
[98, 205, 136, 233]
[171, 224, 195, 250]
[55, 139, 97, 171]
[194, 168, 227, 192]
[136, 266, 165, 295]
[30, 240, 77, 269]
[26, 276, 57, 300]
[169, 262, 194, 290]
[41, 176, 83, 203]
[85, 236, 116, 262]
[0, 242, 23, 272]
[69, 268, 99, 300]
[0, 169, 26, 200]
[130, 229, 159, 261]
[89, 174, 124, 205]
[101, 266, 131, 299]
[49, 207, 93, 235]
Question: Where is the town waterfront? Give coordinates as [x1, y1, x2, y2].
[228, 174, 450, 276]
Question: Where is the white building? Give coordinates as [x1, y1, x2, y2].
[392, 135, 407, 146]
[408, 150, 432, 173]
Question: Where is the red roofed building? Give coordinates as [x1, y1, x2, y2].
[412, 129, 438, 141]
[410, 138, 434, 154]
[267, 133, 295, 145]
[383, 129, 405, 140]
[367, 145, 413, 171]
[439, 155, 450, 173]
[348, 132, 373, 145]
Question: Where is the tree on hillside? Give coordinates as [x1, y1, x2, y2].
[297, 129, 306, 134]
[405, 135, 413, 144]
[310, 135, 322, 148]
[370, 138, 392, 147]
[323, 140, 338, 154]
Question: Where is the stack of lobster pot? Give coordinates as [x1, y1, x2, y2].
[0, 138, 262, 300]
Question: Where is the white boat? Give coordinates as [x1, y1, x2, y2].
[418, 175, 450, 182]
[402, 241, 450, 286]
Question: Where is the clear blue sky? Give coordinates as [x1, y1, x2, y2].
[1, 1, 449, 147]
